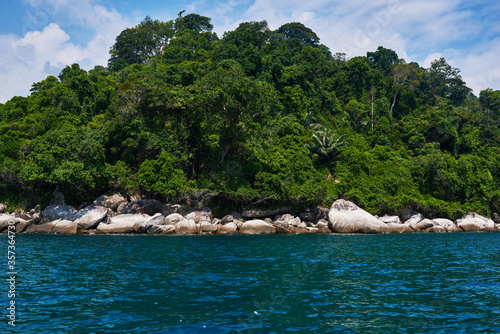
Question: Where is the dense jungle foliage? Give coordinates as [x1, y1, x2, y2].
[1, 14, 500, 218]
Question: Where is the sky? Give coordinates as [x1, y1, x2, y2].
[1, 0, 499, 103]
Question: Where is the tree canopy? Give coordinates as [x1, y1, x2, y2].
[1, 14, 499, 219]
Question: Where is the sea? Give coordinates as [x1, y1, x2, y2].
[3, 233, 500, 333]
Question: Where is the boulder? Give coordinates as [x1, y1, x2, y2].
[432, 219, 461, 232]
[328, 199, 389, 234]
[239, 220, 276, 234]
[97, 214, 150, 233]
[401, 209, 422, 222]
[42, 205, 78, 222]
[493, 213, 500, 225]
[276, 214, 295, 222]
[220, 215, 234, 224]
[404, 213, 425, 225]
[386, 223, 414, 233]
[118, 199, 163, 216]
[314, 220, 331, 233]
[306, 227, 318, 233]
[74, 205, 108, 230]
[199, 222, 218, 234]
[185, 208, 212, 223]
[51, 220, 78, 234]
[164, 213, 185, 225]
[457, 212, 495, 232]
[0, 214, 27, 232]
[26, 221, 58, 234]
[0, 203, 5, 213]
[378, 215, 401, 224]
[274, 225, 290, 234]
[93, 194, 127, 211]
[16, 221, 28, 233]
[413, 219, 435, 232]
[161, 203, 182, 216]
[299, 211, 315, 222]
[444, 223, 462, 233]
[312, 206, 329, 222]
[290, 226, 309, 234]
[425, 226, 446, 233]
[432, 218, 454, 227]
[175, 219, 198, 234]
[134, 213, 164, 233]
[147, 224, 176, 234]
[242, 207, 290, 219]
[217, 222, 238, 234]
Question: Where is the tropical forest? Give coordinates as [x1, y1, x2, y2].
[1, 13, 500, 219]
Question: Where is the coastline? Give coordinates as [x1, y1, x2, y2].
[1, 194, 499, 235]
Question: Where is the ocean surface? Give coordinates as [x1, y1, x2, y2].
[3, 233, 500, 333]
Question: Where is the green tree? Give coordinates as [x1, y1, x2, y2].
[108, 17, 174, 70]
[306, 124, 346, 166]
[276, 22, 320, 46]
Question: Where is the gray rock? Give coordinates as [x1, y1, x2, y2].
[147, 224, 175, 234]
[220, 215, 234, 224]
[42, 205, 78, 222]
[274, 225, 290, 234]
[164, 213, 184, 225]
[456, 212, 495, 232]
[199, 222, 218, 234]
[299, 211, 315, 222]
[161, 203, 181, 216]
[16, 221, 28, 233]
[26, 221, 58, 234]
[118, 199, 163, 215]
[379, 215, 401, 224]
[51, 220, 78, 234]
[432, 218, 454, 226]
[175, 219, 198, 234]
[0, 203, 5, 213]
[404, 213, 424, 225]
[239, 220, 276, 234]
[217, 222, 238, 234]
[185, 208, 212, 223]
[93, 194, 127, 211]
[74, 205, 108, 230]
[0, 214, 27, 232]
[97, 214, 150, 233]
[414, 219, 435, 232]
[328, 199, 389, 234]
[386, 223, 414, 233]
[134, 213, 164, 233]
[425, 226, 446, 233]
[306, 227, 318, 233]
[314, 220, 331, 233]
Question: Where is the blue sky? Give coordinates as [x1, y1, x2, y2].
[1, 0, 499, 103]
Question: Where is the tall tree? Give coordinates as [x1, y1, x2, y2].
[108, 17, 174, 70]
[390, 63, 420, 116]
[276, 22, 320, 46]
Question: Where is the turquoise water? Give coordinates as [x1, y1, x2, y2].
[3, 233, 500, 333]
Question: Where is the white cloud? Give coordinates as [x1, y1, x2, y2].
[0, 0, 131, 103]
[449, 39, 500, 94]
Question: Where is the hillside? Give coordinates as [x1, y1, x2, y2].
[1, 14, 499, 219]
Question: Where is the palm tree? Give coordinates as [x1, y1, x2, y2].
[306, 124, 346, 165]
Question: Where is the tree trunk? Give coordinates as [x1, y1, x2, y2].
[390, 89, 399, 117]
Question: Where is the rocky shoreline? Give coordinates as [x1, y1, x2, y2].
[1, 194, 499, 235]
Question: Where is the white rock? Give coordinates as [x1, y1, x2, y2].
[328, 200, 389, 234]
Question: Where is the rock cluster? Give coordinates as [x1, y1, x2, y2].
[0, 197, 499, 235]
